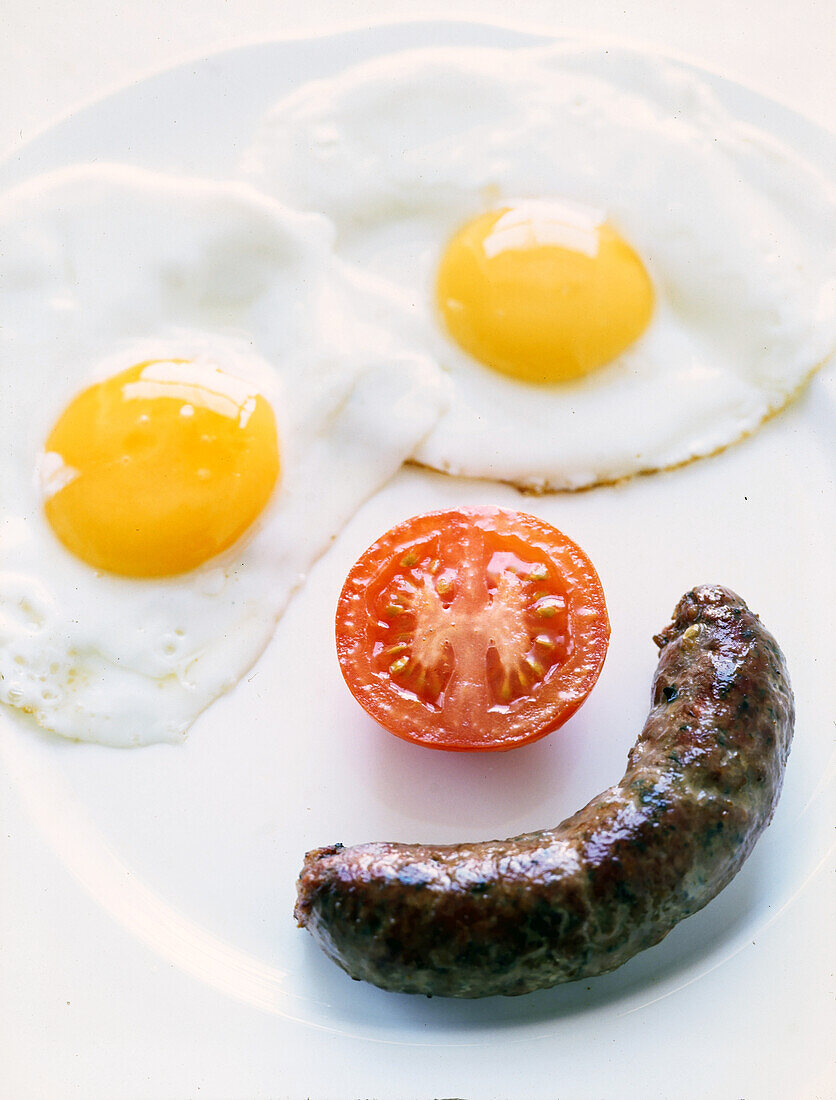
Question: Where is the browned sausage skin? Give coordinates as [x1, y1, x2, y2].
[295, 586, 794, 997]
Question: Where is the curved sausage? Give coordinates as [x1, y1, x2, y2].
[295, 585, 794, 997]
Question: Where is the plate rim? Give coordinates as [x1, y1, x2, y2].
[3, 16, 834, 176]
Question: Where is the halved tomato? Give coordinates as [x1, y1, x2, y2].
[335, 507, 609, 752]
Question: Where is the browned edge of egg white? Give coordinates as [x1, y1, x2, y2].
[409, 361, 824, 495]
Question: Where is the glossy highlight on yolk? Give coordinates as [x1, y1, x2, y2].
[437, 200, 654, 384]
[42, 360, 280, 577]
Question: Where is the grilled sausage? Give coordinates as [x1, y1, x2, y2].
[295, 585, 793, 997]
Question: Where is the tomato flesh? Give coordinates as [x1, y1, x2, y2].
[335, 508, 609, 751]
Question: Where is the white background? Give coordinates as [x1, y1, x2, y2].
[1, 4, 834, 1100]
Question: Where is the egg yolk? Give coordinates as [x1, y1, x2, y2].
[42, 360, 280, 577]
[436, 200, 654, 384]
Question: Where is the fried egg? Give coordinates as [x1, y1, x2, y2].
[241, 44, 836, 490]
[0, 165, 447, 746]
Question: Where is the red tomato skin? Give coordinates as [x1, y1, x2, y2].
[335, 507, 610, 752]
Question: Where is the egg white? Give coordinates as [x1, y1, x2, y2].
[0, 165, 447, 746]
[240, 44, 836, 490]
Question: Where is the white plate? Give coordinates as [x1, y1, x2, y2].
[1, 22, 834, 1100]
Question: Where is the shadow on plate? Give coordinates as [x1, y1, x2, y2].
[364, 715, 594, 836]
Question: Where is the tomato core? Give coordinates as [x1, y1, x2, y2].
[335, 508, 609, 752]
